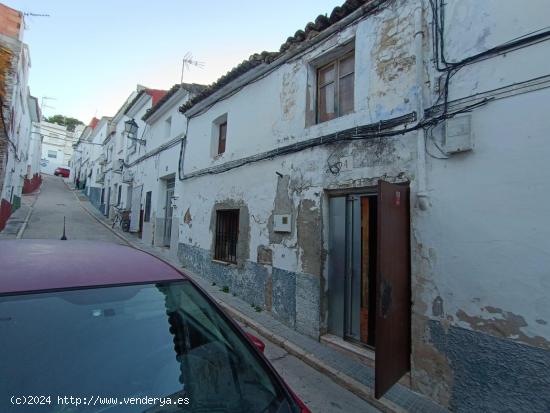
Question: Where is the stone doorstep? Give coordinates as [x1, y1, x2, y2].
[72, 188, 440, 413]
[320, 334, 413, 389]
[215, 300, 406, 413]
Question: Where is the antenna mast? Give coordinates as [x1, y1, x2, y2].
[180, 52, 204, 84]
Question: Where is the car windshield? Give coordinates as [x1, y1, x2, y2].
[0, 281, 295, 413]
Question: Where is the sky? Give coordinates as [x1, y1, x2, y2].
[6, 0, 343, 124]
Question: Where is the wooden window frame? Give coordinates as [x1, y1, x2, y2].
[316, 50, 355, 124]
[217, 121, 227, 155]
[214, 209, 239, 264]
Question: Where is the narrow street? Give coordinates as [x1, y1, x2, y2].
[22, 174, 123, 242]
[17, 174, 380, 413]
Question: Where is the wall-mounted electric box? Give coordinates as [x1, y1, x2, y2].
[273, 214, 292, 232]
[444, 115, 473, 153]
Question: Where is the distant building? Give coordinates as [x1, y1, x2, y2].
[37, 121, 83, 175]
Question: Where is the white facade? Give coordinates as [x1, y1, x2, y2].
[38, 121, 77, 175]
[0, 16, 34, 221]
[139, 85, 201, 252]
[26, 96, 42, 179]
[173, 0, 550, 410]
[70, 0, 550, 409]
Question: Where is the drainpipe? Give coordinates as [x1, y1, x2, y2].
[415, 1, 429, 210]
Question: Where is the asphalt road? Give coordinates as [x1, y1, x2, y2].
[20, 174, 380, 413]
[22, 174, 123, 242]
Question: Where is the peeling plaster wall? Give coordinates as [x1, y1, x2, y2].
[178, 0, 417, 337]
[412, 88, 550, 411]
[175, 0, 550, 410]
[409, 1, 550, 410]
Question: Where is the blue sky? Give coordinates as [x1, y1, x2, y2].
[7, 0, 343, 123]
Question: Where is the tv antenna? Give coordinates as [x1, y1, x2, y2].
[40, 96, 56, 116]
[180, 52, 204, 84]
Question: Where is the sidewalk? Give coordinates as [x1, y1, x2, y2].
[70, 183, 448, 413]
[0, 191, 40, 239]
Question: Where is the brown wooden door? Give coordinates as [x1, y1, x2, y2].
[375, 180, 411, 399]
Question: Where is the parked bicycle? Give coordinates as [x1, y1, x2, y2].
[112, 206, 131, 232]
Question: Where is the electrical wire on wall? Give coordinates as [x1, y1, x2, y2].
[428, 0, 550, 117]
[176, 1, 550, 182]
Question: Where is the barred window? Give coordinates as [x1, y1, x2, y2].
[214, 209, 239, 263]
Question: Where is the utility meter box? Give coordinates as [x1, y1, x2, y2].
[444, 115, 473, 153]
[274, 214, 292, 232]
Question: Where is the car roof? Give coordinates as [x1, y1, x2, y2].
[0, 240, 186, 295]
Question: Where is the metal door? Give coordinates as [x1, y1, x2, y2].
[375, 180, 411, 399]
[345, 195, 362, 341]
[328, 197, 346, 337]
[163, 188, 174, 246]
[328, 195, 364, 341]
[163, 178, 175, 247]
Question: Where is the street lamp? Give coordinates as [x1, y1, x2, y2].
[124, 118, 138, 138]
[124, 118, 146, 145]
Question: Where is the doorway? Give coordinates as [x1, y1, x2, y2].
[332, 193, 377, 347]
[328, 180, 411, 398]
[163, 178, 175, 247]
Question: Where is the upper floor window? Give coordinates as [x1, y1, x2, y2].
[218, 122, 227, 155]
[47, 150, 57, 159]
[317, 51, 355, 123]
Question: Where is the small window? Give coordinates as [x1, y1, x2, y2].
[47, 150, 57, 159]
[218, 122, 227, 155]
[214, 209, 239, 263]
[317, 51, 355, 123]
[144, 191, 152, 222]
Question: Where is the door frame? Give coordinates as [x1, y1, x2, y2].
[326, 182, 412, 399]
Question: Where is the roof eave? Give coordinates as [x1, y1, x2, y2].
[125, 92, 150, 118]
[182, 0, 383, 118]
[145, 87, 189, 124]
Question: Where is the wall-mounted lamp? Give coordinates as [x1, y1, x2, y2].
[124, 118, 146, 145]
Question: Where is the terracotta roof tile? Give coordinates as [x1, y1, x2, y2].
[145, 88, 168, 106]
[89, 117, 100, 129]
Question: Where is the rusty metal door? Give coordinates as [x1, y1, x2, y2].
[375, 180, 411, 399]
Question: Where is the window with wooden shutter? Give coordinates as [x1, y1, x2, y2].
[317, 51, 355, 123]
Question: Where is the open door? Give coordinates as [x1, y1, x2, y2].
[375, 180, 411, 399]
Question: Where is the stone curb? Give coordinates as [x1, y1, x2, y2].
[16, 191, 40, 239]
[70, 185, 403, 413]
[68, 185, 133, 247]
[215, 299, 404, 413]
